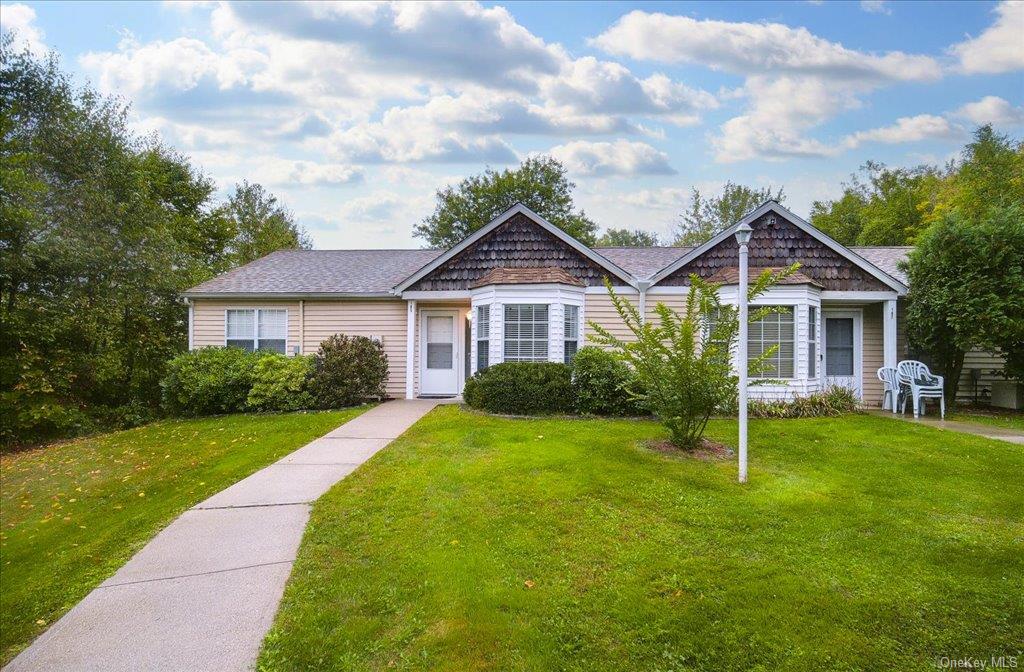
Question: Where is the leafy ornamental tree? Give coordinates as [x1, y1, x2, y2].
[222, 181, 312, 266]
[588, 268, 795, 450]
[596, 228, 661, 247]
[903, 205, 1024, 402]
[414, 156, 598, 248]
[674, 183, 785, 246]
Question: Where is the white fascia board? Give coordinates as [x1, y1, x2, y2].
[820, 290, 899, 301]
[646, 201, 909, 294]
[401, 290, 471, 300]
[392, 203, 637, 293]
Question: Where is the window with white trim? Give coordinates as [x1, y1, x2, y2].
[504, 304, 548, 362]
[808, 306, 817, 378]
[476, 305, 490, 371]
[749, 306, 795, 378]
[563, 305, 579, 364]
[226, 308, 287, 354]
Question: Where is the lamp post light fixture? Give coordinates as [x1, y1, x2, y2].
[734, 222, 753, 484]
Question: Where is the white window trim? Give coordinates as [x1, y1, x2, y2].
[224, 307, 289, 354]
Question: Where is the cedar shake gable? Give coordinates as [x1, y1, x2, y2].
[657, 210, 891, 291]
[407, 211, 630, 291]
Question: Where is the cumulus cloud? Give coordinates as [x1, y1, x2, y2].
[842, 114, 961, 149]
[254, 158, 364, 187]
[547, 140, 676, 176]
[1, 3, 47, 55]
[591, 9, 948, 162]
[591, 11, 940, 82]
[950, 1, 1024, 74]
[954, 95, 1024, 125]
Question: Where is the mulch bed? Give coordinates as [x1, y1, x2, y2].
[643, 438, 734, 461]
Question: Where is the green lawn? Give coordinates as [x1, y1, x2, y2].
[259, 407, 1023, 672]
[0, 406, 370, 665]
[950, 410, 1024, 432]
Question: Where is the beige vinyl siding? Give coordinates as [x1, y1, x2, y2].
[192, 300, 300, 352]
[862, 304, 883, 407]
[583, 290, 640, 348]
[302, 300, 409, 399]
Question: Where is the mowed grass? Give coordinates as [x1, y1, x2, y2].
[259, 407, 1023, 672]
[949, 410, 1024, 432]
[0, 406, 370, 665]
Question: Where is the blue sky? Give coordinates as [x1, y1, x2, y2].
[3, 1, 1022, 248]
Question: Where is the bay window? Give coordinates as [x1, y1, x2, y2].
[749, 307, 795, 378]
[504, 304, 548, 362]
[563, 305, 579, 363]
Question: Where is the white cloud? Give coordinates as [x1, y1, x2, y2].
[860, 1, 892, 15]
[954, 95, 1024, 125]
[591, 9, 944, 162]
[547, 140, 676, 176]
[842, 114, 961, 149]
[1, 3, 46, 55]
[591, 11, 940, 81]
[254, 159, 364, 187]
[950, 1, 1024, 74]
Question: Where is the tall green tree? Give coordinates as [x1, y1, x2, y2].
[673, 182, 785, 246]
[414, 156, 598, 248]
[596, 228, 661, 247]
[0, 41, 305, 445]
[903, 205, 1024, 401]
[930, 125, 1024, 226]
[222, 181, 311, 266]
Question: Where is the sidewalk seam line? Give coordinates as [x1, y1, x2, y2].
[98, 559, 294, 589]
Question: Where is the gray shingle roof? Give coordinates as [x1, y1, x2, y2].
[184, 249, 442, 296]
[594, 246, 692, 278]
[850, 246, 912, 284]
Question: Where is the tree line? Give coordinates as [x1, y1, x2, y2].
[1, 40, 310, 445]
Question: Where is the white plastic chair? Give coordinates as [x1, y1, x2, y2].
[897, 360, 945, 419]
[876, 366, 902, 414]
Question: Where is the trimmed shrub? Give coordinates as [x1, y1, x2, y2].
[748, 386, 858, 419]
[463, 362, 573, 415]
[308, 335, 389, 408]
[161, 347, 265, 417]
[571, 346, 646, 416]
[247, 355, 315, 412]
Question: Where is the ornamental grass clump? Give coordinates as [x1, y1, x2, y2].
[588, 268, 795, 451]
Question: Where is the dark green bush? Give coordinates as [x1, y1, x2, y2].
[308, 335, 389, 408]
[570, 346, 646, 416]
[247, 355, 315, 412]
[161, 347, 265, 417]
[748, 386, 858, 419]
[0, 391, 95, 448]
[463, 362, 573, 415]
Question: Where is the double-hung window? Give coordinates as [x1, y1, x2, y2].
[226, 308, 287, 354]
[749, 306, 795, 378]
[476, 305, 490, 371]
[504, 304, 548, 362]
[563, 305, 579, 364]
[808, 306, 817, 378]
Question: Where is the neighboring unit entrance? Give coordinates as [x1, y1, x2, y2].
[823, 311, 862, 398]
[420, 310, 461, 396]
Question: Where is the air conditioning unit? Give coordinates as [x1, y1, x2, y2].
[991, 381, 1023, 410]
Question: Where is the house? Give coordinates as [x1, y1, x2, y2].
[184, 200, 924, 406]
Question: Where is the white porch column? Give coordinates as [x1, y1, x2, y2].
[405, 300, 416, 399]
[883, 299, 897, 409]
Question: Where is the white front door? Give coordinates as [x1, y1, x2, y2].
[823, 310, 862, 398]
[420, 310, 460, 396]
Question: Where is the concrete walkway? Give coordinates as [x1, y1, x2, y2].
[5, 400, 439, 672]
[867, 409, 1024, 444]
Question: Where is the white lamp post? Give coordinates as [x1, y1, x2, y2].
[734, 222, 753, 484]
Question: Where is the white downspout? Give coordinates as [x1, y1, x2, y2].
[186, 299, 194, 351]
[405, 300, 417, 399]
[637, 280, 651, 324]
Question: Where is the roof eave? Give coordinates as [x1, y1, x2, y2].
[182, 291, 397, 300]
